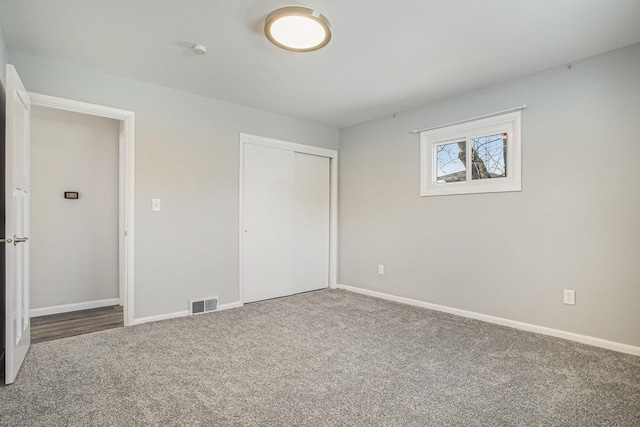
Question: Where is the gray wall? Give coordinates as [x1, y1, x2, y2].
[0, 23, 7, 85]
[10, 52, 338, 319]
[338, 43, 640, 347]
[30, 106, 120, 309]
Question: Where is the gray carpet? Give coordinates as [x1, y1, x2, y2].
[1, 289, 639, 426]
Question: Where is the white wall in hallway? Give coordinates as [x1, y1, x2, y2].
[30, 106, 120, 309]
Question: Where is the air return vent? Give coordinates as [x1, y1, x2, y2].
[189, 297, 218, 315]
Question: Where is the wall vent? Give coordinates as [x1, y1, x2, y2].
[189, 297, 218, 315]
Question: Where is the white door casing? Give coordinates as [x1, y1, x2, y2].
[5, 64, 31, 384]
[27, 92, 135, 326]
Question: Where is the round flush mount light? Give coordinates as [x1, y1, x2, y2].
[265, 6, 331, 52]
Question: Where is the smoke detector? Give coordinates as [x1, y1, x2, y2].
[192, 44, 207, 55]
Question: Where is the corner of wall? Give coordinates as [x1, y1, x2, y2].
[0, 23, 8, 86]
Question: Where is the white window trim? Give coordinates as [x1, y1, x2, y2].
[420, 111, 521, 197]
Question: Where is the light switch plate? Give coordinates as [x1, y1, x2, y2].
[152, 198, 161, 212]
[563, 289, 575, 305]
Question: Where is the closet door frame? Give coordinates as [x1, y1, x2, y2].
[238, 134, 337, 305]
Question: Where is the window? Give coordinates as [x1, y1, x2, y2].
[420, 111, 521, 196]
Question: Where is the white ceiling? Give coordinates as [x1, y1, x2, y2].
[1, 0, 639, 129]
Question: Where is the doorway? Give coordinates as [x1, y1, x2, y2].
[29, 106, 121, 335]
[239, 134, 337, 304]
[28, 93, 135, 326]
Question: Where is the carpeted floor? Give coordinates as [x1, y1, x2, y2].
[1, 289, 639, 426]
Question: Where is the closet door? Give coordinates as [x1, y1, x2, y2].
[293, 153, 330, 294]
[242, 144, 294, 303]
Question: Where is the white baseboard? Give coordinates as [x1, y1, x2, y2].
[30, 298, 121, 318]
[337, 284, 640, 357]
[133, 310, 190, 325]
[219, 301, 243, 311]
[133, 301, 243, 326]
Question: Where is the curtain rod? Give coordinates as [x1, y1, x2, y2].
[410, 105, 527, 134]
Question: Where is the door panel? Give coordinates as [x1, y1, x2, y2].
[0, 71, 6, 382]
[242, 144, 294, 303]
[5, 65, 31, 384]
[293, 153, 330, 294]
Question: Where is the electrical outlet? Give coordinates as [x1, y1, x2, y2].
[563, 289, 575, 305]
[378, 264, 384, 275]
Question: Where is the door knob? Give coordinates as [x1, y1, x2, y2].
[13, 235, 28, 246]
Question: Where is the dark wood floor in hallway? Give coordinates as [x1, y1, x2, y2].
[31, 305, 124, 344]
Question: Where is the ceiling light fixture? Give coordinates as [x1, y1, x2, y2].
[264, 6, 331, 52]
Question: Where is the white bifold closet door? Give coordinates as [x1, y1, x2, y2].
[243, 143, 330, 303]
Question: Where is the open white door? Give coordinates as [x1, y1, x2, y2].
[5, 65, 31, 384]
